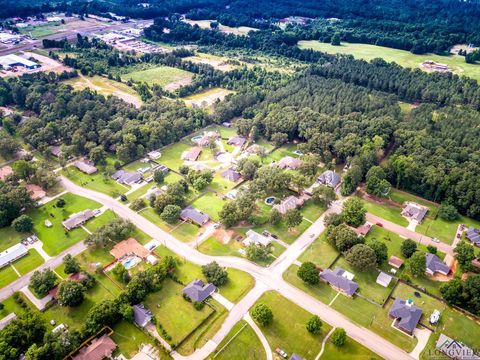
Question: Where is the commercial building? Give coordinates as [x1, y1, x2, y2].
[0, 54, 40, 70]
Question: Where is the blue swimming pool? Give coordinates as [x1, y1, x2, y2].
[192, 135, 203, 143]
[265, 196, 276, 205]
[122, 256, 141, 270]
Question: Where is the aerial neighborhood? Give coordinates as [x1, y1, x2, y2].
[0, 1, 480, 360]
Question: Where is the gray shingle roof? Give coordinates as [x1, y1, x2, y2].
[320, 267, 358, 296]
[273, 195, 304, 215]
[466, 227, 480, 246]
[376, 271, 393, 287]
[317, 170, 341, 187]
[221, 168, 241, 182]
[388, 298, 422, 334]
[278, 156, 302, 170]
[289, 354, 305, 360]
[133, 304, 153, 328]
[183, 279, 216, 302]
[112, 170, 142, 185]
[180, 206, 210, 226]
[62, 209, 95, 230]
[426, 253, 450, 275]
[401, 203, 428, 222]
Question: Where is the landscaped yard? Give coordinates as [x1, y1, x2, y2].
[191, 192, 225, 222]
[153, 142, 191, 171]
[144, 279, 215, 346]
[321, 337, 382, 360]
[298, 233, 339, 269]
[84, 210, 118, 232]
[62, 166, 128, 197]
[251, 291, 332, 359]
[213, 320, 264, 359]
[29, 193, 101, 256]
[12, 249, 44, 275]
[360, 196, 408, 226]
[0, 226, 27, 252]
[121, 66, 194, 90]
[111, 320, 164, 358]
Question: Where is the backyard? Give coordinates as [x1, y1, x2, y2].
[212, 320, 264, 359]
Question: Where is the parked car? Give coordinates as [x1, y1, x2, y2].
[271, 233, 278, 239]
[275, 348, 288, 358]
[213, 223, 220, 229]
[432, 237, 440, 243]
[93, 208, 101, 215]
[262, 230, 271, 237]
[376, 222, 383, 227]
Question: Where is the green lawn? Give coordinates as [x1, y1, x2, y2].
[144, 279, 215, 346]
[299, 233, 339, 269]
[198, 236, 243, 257]
[0, 265, 20, 289]
[191, 192, 225, 222]
[209, 172, 241, 194]
[360, 196, 408, 226]
[218, 268, 255, 303]
[12, 249, 44, 275]
[298, 41, 480, 82]
[29, 193, 101, 256]
[252, 291, 332, 359]
[62, 166, 128, 197]
[300, 200, 326, 222]
[213, 320, 265, 360]
[0, 226, 27, 252]
[111, 320, 164, 359]
[84, 210, 118, 232]
[171, 222, 202, 243]
[0, 293, 33, 320]
[121, 66, 194, 89]
[153, 142, 191, 171]
[321, 338, 382, 360]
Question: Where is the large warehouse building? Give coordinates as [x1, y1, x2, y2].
[0, 54, 40, 70]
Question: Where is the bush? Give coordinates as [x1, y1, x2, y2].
[62, 254, 80, 274]
[401, 239, 417, 258]
[297, 262, 320, 285]
[426, 245, 437, 254]
[56, 198, 66, 208]
[251, 303, 273, 326]
[12, 214, 33, 233]
[183, 293, 191, 302]
[438, 203, 459, 221]
[344, 244, 377, 271]
[193, 301, 205, 310]
[130, 198, 146, 211]
[331, 328, 346, 347]
[202, 261, 228, 286]
[57, 280, 85, 307]
[30, 268, 57, 297]
[306, 315, 322, 334]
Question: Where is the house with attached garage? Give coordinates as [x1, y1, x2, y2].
[180, 206, 210, 226]
[273, 195, 304, 215]
[133, 304, 153, 328]
[277, 156, 302, 170]
[320, 267, 359, 297]
[466, 227, 480, 246]
[112, 170, 142, 185]
[183, 279, 216, 302]
[317, 170, 341, 188]
[425, 253, 451, 276]
[388, 298, 422, 336]
[401, 202, 428, 223]
[62, 209, 95, 231]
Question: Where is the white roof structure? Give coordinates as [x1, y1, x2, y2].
[0, 243, 28, 269]
[0, 54, 39, 69]
[243, 230, 271, 247]
[376, 271, 393, 287]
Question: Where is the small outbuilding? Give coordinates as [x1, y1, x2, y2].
[376, 271, 393, 287]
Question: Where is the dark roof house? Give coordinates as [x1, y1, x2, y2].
[317, 170, 341, 188]
[221, 168, 241, 182]
[180, 206, 210, 226]
[183, 279, 216, 302]
[133, 304, 153, 328]
[466, 227, 480, 246]
[320, 267, 358, 297]
[112, 170, 142, 185]
[273, 195, 304, 215]
[62, 209, 95, 231]
[401, 203, 428, 223]
[72, 334, 117, 360]
[426, 253, 451, 276]
[388, 298, 422, 335]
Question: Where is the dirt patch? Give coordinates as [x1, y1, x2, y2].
[213, 229, 236, 244]
[185, 56, 234, 72]
[164, 76, 193, 91]
[183, 88, 234, 108]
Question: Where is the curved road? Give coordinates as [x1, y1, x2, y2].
[55, 176, 413, 360]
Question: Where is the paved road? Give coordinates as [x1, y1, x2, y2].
[366, 213, 454, 255]
[58, 176, 414, 360]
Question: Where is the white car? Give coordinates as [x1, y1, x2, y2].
[429, 310, 441, 324]
[432, 238, 440, 243]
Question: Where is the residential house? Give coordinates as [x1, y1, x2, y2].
[110, 238, 150, 260]
[112, 170, 142, 185]
[147, 150, 161, 160]
[62, 209, 95, 230]
[277, 156, 302, 170]
[227, 136, 246, 147]
[388, 256, 404, 269]
[196, 132, 219, 147]
[466, 227, 480, 246]
[388, 298, 422, 335]
[133, 304, 153, 328]
[0, 243, 28, 269]
[50, 145, 62, 157]
[75, 160, 97, 175]
[320, 267, 359, 297]
[401, 202, 428, 223]
[25, 184, 46, 201]
[317, 170, 341, 188]
[49, 272, 89, 300]
[273, 195, 304, 215]
[72, 334, 117, 360]
[221, 168, 241, 182]
[243, 230, 271, 247]
[0, 165, 13, 181]
[182, 147, 202, 161]
[182, 279, 216, 302]
[376, 271, 392, 287]
[426, 253, 451, 276]
[436, 333, 480, 360]
[180, 206, 210, 226]
[152, 164, 169, 174]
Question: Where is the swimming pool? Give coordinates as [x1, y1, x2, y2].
[192, 135, 203, 143]
[265, 196, 276, 205]
[122, 256, 141, 270]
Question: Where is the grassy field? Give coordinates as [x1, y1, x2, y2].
[191, 192, 225, 222]
[299, 233, 339, 269]
[84, 210, 117, 233]
[29, 193, 101, 256]
[154, 142, 191, 171]
[121, 66, 194, 90]
[321, 338, 382, 360]
[0, 293, 33, 320]
[183, 88, 234, 108]
[62, 166, 128, 197]
[0, 265, 20, 289]
[111, 320, 162, 358]
[252, 291, 332, 359]
[212, 320, 264, 359]
[0, 226, 27, 252]
[63, 75, 142, 107]
[12, 249, 44, 275]
[298, 41, 480, 82]
[144, 279, 215, 345]
[183, 19, 258, 36]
